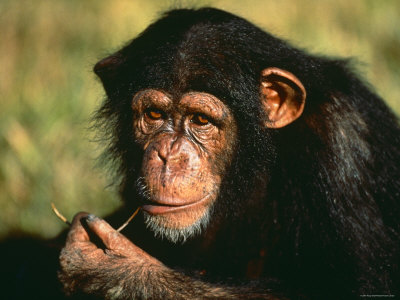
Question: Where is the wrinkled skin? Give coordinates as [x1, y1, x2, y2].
[132, 90, 237, 232]
[59, 213, 165, 299]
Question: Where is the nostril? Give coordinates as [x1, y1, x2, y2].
[157, 140, 170, 163]
[158, 148, 168, 163]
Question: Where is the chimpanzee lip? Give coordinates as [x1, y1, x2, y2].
[141, 195, 211, 215]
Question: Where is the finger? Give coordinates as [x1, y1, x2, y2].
[66, 212, 90, 244]
[85, 214, 135, 254]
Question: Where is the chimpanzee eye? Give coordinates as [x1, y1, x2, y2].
[145, 108, 164, 120]
[191, 114, 210, 126]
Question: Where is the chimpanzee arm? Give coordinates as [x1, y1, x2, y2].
[58, 213, 284, 300]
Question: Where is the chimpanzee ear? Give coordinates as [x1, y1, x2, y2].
[93, 53, 125, 96]
[260, 67, 306, 128]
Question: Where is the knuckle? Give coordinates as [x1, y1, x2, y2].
[109, 230, 121, 241]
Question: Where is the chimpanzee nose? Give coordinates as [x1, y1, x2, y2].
[157, 135, 179, 163]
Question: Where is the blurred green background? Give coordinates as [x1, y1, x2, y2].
[1, 0, 399, 239]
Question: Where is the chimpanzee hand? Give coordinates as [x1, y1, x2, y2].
[59, 213, 283, 300]
[58, 212, 165, 299]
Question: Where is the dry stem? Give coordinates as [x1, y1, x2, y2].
[50, 202, 140, 232]
[51, 202, 71, 226]
[116, 207, 141, 232]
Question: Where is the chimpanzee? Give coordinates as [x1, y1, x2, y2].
[55, 7, 399, 300]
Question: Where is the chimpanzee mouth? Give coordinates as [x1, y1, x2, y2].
[141, 195, 211, 215]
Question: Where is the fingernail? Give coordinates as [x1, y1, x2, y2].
[86, 214, 98, 222]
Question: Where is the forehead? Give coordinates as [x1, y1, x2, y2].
[131, 56, 231, 99]
[124, 25, 253, 102]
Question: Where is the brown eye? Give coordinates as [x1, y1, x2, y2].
[191, 114, 210, 126]
[145, 109, 163, 120]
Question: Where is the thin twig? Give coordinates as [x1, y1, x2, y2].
[51, 202, 140, 232]
[117, 207, 141, 232]
[51, 202, 71, 226]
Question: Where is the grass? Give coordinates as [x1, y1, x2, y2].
[0, 0, 399, 239]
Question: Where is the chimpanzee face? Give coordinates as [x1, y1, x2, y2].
[131, 89, 238, 242]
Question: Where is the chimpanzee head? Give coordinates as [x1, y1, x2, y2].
[94, 8, 306, 242]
